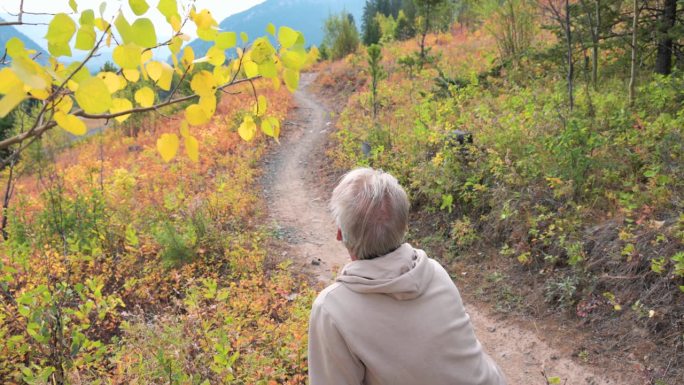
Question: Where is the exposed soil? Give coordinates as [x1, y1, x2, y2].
[262, 73, 644, 385]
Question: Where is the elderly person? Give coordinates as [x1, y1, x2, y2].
[308, 168, 506, 385]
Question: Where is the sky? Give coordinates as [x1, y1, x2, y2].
[1, 0, 266, 46]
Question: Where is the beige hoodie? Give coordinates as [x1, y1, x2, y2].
[308, 243, 506, 385]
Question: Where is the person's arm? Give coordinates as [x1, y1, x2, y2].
[308, 301, 364, 385]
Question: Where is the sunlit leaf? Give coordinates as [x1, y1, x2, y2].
[75, 26, 96, 50]
[215, 32, 236, 50]
[185, 135, 199, 162]
[251, 37, 274, 64]
[278, 26, 298, 49]
[131, 18, 157, 48]
[113, 43, 142, 69]
[79, 9, 95, 26]
[190, 70, 217, 97]
[238, 115, 256, 141]
[263, 116, 280, 139]
[156, 133, 179, 162]
[240, 32, 248, 43]
[253, 95, 267, 117]
[157, 0, 177, 20]
[6, 37, 26, 58]
[181, 46, 195, 71]
[129, 0, 149, 16]
[185, 104, 209, 126]
[12, 56, 48, 90]
[146, 61, 162, 81]
[0, 89, 26, 118]
[258, 61, 277, 78]
[97, 72, 123, 93]
[114, 12, 133, 44]
[54, 95, 73, 113]
[75, 76, 112, 114]
[156, 62, 174, 91]
[69, 0, 78, 12]
[206, 46, 225, 66]
[46, 13, 76, 56]
[179, 120, 190, 137]
[54, 111, 87, 135]
[122, 69, 140, 82]
[213, 66, 230, 84]
[266, 23, 275, 36]
[198, 27, 217, 41]
[199, 94, 216, 116]
[134, 87, 154, 107]
[110, 98, 133, 122]
[243, 60, 259, 78]
[283, 68, 299, 92]
[191, 8, 217, 29]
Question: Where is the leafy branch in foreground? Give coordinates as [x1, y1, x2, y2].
[0, 0, 318, 163]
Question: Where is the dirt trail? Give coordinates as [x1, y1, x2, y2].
[263, 73, 641, 385]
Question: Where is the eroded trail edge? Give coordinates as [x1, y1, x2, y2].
[262, 73, 640, 385]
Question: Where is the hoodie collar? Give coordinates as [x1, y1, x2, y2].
[336, 243, 434, 300]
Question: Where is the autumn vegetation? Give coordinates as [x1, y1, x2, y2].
[317, 0, 683, 383]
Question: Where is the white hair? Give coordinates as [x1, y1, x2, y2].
[330, 168, 409, 260]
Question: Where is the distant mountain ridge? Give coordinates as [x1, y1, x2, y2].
[188, 0, 365, 57]
[0, 17, 47, 63]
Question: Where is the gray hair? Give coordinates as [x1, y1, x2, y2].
[330, 168, 409, 260]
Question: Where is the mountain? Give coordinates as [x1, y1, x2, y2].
[188, 0, 365, 58]
[0, 17, 47, 63]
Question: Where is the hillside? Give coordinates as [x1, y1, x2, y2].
[0, 17, 46, 63]
[188, 0, 365, 57]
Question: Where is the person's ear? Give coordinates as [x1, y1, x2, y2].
[336, 228, 343, 241]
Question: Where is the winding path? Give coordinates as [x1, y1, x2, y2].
[262, 73, 641, 385]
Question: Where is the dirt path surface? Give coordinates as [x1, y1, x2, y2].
[263, 73, 642, 385]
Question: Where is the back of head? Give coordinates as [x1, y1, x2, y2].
[330, 168, 410, 260]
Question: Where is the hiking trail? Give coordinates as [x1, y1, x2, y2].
[262, 73, 642, 385]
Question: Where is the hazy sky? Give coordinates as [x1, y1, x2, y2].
[1, 0, 266, 45]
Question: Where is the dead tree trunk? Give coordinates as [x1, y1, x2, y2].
[654, 0, 677, 75]
[629, 0, 639, 106]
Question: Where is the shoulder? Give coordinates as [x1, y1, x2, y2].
[312, 282, 344, 310]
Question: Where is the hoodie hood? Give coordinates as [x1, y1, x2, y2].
[336, 243, 434, 300]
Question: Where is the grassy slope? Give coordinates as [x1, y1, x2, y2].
[316, 27, 683, 383]
[0, 81, 315, 383]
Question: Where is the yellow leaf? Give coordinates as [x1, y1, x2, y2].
[69, 0, 78, 12]
[191, 9, 217, 30]
[258, 60, 277, 78]
[206, 46, 225, 66]
[110, 98, 133, 122]
[75, 76, 112, 114]
[266, 23, 275, 36]
[12, 56, 48, 90]
[157, 0, 178, 20]
[199, 94, 216, 116]
[271, 77, 281, 91]
[240, 32, 248, 43]
[251, 37, 275, 64]
[179, 120, 190, 137]
[190, 70, 216, 97]
[28, 87, 49, 100]
[157, 62, 174, 91]
[238, 115, 256, 141]
[169, 36, 182, 54]
[122, 69, 140, 82]
[181, 46, 195, 71]
[215, 32, 236, 50]
[113, 43, 142, 69]
[278, 26, 298, 49]
[146, 61, 162, 81]
[5, 37, 26, 58]
[185, 135, 199, 162]
[253, 95, 267, 117]
[0, 67, 22, 95]
[283, 68, 299, 92]
[54, 95, 73, 113]
[114, 12, 133, 44]
[281, 49, 306, 71]
[129, 0, 149, 16]
[46, 13, 76, 56]
[54, 111, 87, 135]
[156, 133, 179, 162]
[75, 26, 96, 50]
[263, 116, 280, 139]
[197, 27, 217, 41]
[131, 18, 157, 48]
[134, 87, 155, 107]
[185, 104, 209, 126]
[140, 49, 153, 64]
[213, 66, 230, 85]
[97, 71, 123, 93]
[244, 60, 258, 78]
[0, 89, 26, 118]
